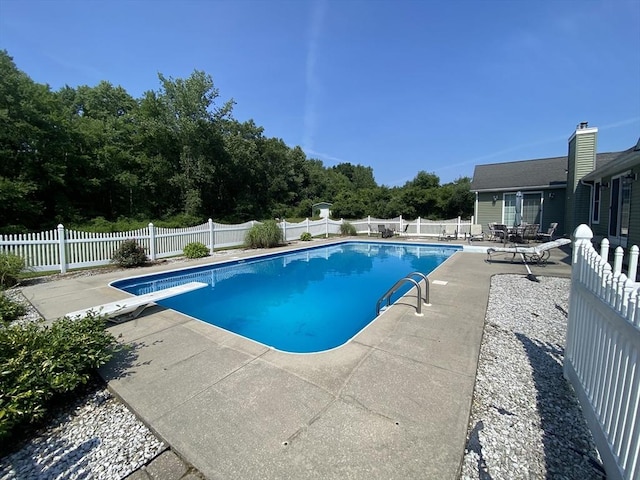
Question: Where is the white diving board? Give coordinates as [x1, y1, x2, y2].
[66, 281, 208, 323]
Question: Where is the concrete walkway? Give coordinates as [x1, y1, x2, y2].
[21, 238, 572, 480]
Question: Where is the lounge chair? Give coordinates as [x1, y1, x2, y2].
[537, 222, 558, 242]
[467, 224, 484, 243]
[486, 238, 571, 265]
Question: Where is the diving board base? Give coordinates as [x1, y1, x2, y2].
[66, 281, 208, 322]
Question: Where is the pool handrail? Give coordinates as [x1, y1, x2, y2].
[376, 271, 430, 316]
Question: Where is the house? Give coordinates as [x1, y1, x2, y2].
[470, 122, 640, 247]
[312, 202, 332, 219]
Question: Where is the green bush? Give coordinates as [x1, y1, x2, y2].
[0, 253, 25, 288]
[340, 222, 357, 236]
[245, 220, 283, 248]
[0, 314, 118, 446]
[111, 239, 147, 268]
[300, 232, 312, 241]
[0, 294, 26, 326]
[183, 242, 209, 259]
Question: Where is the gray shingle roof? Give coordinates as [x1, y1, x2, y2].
[582, 141, 640, 181]
[470, 152, 623, 191]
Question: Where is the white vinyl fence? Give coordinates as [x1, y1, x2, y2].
[0, 216, 472, 273]
[565, 224, 640, 480]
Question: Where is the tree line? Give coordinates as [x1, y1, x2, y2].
[0, 50, 473, 233]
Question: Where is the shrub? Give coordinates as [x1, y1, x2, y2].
[111, 239, 147, 268]
[0, 294, 26, 325]
[245, 220, 283, 248]
[0, 253, 25, 288]
[340, 222, 357, 236]
[183, 242, 209, 259]
[0, 313, 118, 446]
[300, 232, 312, 241]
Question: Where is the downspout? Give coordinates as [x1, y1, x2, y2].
[474, 191, 478, 223]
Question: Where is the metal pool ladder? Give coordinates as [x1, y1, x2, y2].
[376, 272, 430, 316]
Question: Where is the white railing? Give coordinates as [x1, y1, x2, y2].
[0, 216, 472, 273]
[565, 224, 640, 480]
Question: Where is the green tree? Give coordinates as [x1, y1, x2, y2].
[0, 50, 70, 229]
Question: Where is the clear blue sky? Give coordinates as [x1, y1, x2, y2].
[1, 0, 639, 186]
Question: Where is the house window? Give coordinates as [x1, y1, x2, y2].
[592, 181, 601, 224]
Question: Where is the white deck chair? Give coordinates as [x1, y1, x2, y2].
[486, 238, 571, 265]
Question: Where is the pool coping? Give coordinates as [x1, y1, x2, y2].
[20, 237, 573, 479]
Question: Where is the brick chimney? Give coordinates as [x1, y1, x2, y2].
[565, 121, 598, 233]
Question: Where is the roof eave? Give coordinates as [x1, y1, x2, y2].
[472, 183, 567, 193]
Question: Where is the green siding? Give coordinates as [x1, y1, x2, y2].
[475, 192, 503, 231]
[542, 188, 567, 236]
[475, 189, 567, 236]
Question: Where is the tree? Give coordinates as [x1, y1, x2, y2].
[0, 51, 70, 229]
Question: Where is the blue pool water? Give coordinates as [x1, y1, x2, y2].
[112, 242, 459, 353]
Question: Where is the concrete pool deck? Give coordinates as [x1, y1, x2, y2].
[21, 238, 572, 479]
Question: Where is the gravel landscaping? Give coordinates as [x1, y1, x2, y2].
[460, 274, 605, 480]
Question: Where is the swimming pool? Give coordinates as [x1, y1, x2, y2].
[111, 242, 460, 353]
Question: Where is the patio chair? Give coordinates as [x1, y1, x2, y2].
[486, 222, 497, 241]
[521, 224, 539, 243]
[467, 224, 484, 243]
[486, 238, 571, 265]
[537, 222, 558, 242]
[377, 224, 394, 238]
[493, 224, 508, 243]
[438, 224, 457, 241]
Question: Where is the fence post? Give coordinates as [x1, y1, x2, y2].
[613, 246, 624, 276]
[281, 219, 287, 242]
[457, 216, 461, 235]
[572, 224, 593, 265]
[57, 224, 67, 274]
[417, 217, 421, 236]
[208, 218, 215, 254]
[306, 217, 310, 233]
[325, 216, 329, 238]
[148, 223, 156, 261]
[367, 215, 371, 237]
[399, 215, 403, 234]
[600, 238, 610, 264]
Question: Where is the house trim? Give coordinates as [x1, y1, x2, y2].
[473, 184, 566, 193]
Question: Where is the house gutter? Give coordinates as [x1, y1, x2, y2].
[473, 183, 567, 193]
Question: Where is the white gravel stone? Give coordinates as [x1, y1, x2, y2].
[460, 274, 606, 480]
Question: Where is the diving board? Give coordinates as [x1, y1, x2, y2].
[66, 281, 208, 322]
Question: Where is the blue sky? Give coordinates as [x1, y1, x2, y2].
[1, 0, 639, 186]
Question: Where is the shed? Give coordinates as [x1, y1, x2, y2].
[312, 202, 332, 219]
